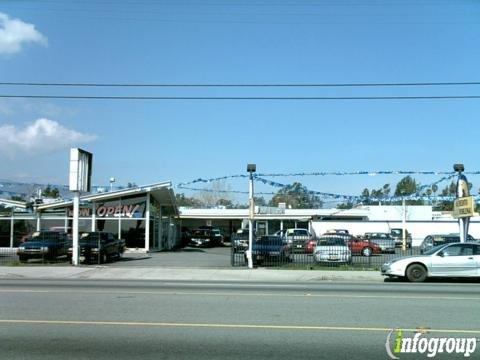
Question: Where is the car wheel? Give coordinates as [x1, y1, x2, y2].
[406, 264, 427, 282]
[361, 247, 373, 257]
[18, 255, 27, 263]
[100, 253, 108, 264]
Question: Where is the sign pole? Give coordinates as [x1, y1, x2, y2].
[72, 191, 80, 266]
[69, 148, 93, 267]
[453, 164, 471, 243]
[246, 164, 256, 269]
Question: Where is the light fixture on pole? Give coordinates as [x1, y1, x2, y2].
[453, 163, 473, 243]
[246, 163, 256, 269]
[109, 177, 115, 192]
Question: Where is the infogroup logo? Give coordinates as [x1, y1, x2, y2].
[386, 329, 478, 359]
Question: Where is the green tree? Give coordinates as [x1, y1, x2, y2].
[268, 182, 323, 209]
[336, 202, 354, 209]
[394, 176, 418, 197]
[42, 185, 60, 198]
[253, 196, 267, 207]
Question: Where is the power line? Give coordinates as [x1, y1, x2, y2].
[1, 81, 480, 87]
[1, 94, 480, 101]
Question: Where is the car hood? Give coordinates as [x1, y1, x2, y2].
[21, 241, 58, 248]
[385, 255, 431, 265]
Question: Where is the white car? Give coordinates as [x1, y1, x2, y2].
[381, 242, 480, 282]
[313, 236, 351, 264]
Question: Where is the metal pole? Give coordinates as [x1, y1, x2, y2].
[247, 171, 254, 269]
[402, 198, 407, 251]
[72, 191, 80, 266]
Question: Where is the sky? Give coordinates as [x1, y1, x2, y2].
[0, 0, 480, 204]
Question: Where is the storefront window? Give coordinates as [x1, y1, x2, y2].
[121, 219, 145, 248]
[96, 219, 119, 239]
[14, 219, 37, 246]
[0, 219, 10, 247]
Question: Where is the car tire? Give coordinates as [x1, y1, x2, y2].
[100, 252, 108, 264]
[406, 264, 427, 282]
[361, 247, 373, 257]
[18, 255, 27, 263]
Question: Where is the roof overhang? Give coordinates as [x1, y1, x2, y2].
[36, 181, 178, 216]
[0, 198, 28, 209]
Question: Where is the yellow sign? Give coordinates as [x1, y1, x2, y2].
[453, 196, 475, 218]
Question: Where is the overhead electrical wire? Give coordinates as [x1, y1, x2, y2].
[0, 81, 479, 87]
[1, 94, 480, 101]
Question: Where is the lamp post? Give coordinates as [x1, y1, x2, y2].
[246, 164, 256, 269]
[454, 164, 470, 243]
[109, 177, 115, 192]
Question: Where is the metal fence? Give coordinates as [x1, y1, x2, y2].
[231, 235, 424, 270]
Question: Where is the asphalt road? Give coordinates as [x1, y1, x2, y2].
[1, 279, 479, 360]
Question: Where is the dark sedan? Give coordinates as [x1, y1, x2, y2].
[17, 231, 69, 262]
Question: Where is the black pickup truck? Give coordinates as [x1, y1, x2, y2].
[17, 231, 69, 262]
[68, 232, 126, 264]
[248, 235, 292, 265]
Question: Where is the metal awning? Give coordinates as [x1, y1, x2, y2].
[36, 181, 178, 216]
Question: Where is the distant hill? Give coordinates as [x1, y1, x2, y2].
[0, 180, 121, 201]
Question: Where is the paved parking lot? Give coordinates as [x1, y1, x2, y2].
[1, 245, 419, 269]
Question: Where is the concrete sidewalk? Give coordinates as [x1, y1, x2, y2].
[0, 266, 384, 283]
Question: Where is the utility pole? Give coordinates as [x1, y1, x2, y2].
[246, 164, 256, 269]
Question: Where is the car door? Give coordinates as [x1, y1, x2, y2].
[473, 244, 480, 276]
[430, 244, 477, 276]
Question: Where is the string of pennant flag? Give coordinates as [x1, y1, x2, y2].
[176, 170, 480, 203]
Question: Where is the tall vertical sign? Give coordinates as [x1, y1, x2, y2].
[69, 148, 93, 266]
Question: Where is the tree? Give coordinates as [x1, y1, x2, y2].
[253, 196, 267, 207]
[175, 193, 203, 207]
[10, 195, 25, 202]
[197, 180, 234, 208]
[394, 176, 418, 197]
[268, 182, 323, 209]
[42, 185, 60, 198]
[336, 202, 354, 209]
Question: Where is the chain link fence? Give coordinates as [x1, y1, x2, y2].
[231, 233, 424, 270]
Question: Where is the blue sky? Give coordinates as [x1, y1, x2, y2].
[0, 0, 480, 203]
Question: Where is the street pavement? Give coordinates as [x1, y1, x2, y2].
[1, 280, 479, 359]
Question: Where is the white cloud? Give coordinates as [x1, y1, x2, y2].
[0, 12, 47, 55]
[0, 119, 97, 156]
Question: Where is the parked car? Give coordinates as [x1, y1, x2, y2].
[248, 235, 292, 265]
[180, 227, 192, 247]
[189, 229, 219, 247]
[232, 229, 250, 253]
[381, 242, 480, 282]
[313, 236, 351, 264]
[211, 228, 225, 245]
[68, 232, 125, 264]
[324, 229, 350, 235]
[390, 228, 412, 248]
[285, 228, 315, 253]
[363, 232, 396, 253]
[17, 231, 69, 262]
[420, 233, 475, 254]
[347, 236, 382, 257]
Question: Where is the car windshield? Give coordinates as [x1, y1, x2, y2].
[256, 237, 283, 246]
[318, 237, 345, 246]
[423, 244, 448, 255]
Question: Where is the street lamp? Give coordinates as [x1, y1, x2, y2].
[454, 163, 470, 243]
[246, 164, 256, 269]
[109, 177, 115, 192]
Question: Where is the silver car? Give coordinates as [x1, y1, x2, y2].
[381, 242, 480, 282]
[313, 236, 351, 264]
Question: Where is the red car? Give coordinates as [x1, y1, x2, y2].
[347, 237, 382, 257]
[305, 239, 317, 254]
